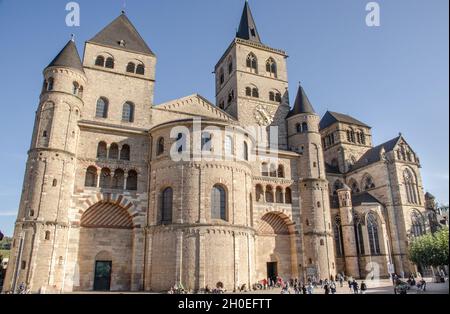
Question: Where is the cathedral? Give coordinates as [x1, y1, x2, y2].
[4, 3, 432, 293]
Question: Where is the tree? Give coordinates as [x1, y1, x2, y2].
[409, 227, 449, 269]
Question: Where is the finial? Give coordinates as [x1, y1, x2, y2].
[70, 34, 75, 42]
[122, 0, 126, 14]
[399, 132, 402, 137]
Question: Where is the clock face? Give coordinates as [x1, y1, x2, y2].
[254, 105, 274, 126]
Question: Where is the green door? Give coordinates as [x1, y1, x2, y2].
[93, 261, 112, 291]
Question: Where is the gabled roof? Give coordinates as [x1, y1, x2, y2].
[153, 94, 238, 124]
[236, 1, 261, 43]
[320, 111, 370, 130]
[287, 84, 316, 118]
[88, 13, 154, 56]
[352, 136, 401, 170]
[46, 39, 84, 72]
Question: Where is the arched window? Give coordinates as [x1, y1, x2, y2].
[227, 57, 233, 74]
[245, 87, 252, 97]
[276, 187, 283, 203]
[354, 215, 365, 255]
[285, 187, 292, 204]
[252, 87, 259, 98]
[296, 123, 302, 133]
[219, 68, 225, 85]
[201, 132, 212, 152]
[266, 58, 277, 77]
[411, 210, 426, 237]
[404, 169, 419, 204]
[176, 133, 186, 153]
[122, 102, 134, 122]
[275, 92, 282, 103]
[265, 186, 274, 203]
[349, 179, 360, 194]
[136, 64, 145, 75]
[126, 170, 138, 191]
[261, 162, 269, 176]
[72, 82, 79, 95]
[160, 187, 173, 224]
[112, 169, 124, 189]
[256, 184, 264, 202]
[211, 185, 227, 221]
[269, 91, 275, 101]
[360, 130, 366, 145]
[47, 77, 54, 91]
[367, 212, 381, 255]
[301, 122, 308, 133]
[277, 165, 285, 178]
[95, 97, 108, 118]
[243, 141, 249, 161]
[225, 135, 233, 157]
[246, 53, 258, 73]
[157, 137, 165, 156]
[45, 231, 51, 240]
[269, 164, 277, 178]
[97, 142, 107, 159]
[334, 216, 344, 257]
[95, 56, 105, 67]
[363, 175, 375, 190]
[120, 144, 130, 161]
[99, 168, 111, 188]
[52, 179, 58, 187]
[109, 143, 119, 159]
[85, 166, 97, 187]
[105, 57, 114, 69]
[126, 62, 136, 73]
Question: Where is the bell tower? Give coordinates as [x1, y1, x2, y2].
[4, 39, 86, 293]
[214, 1, 290, 148]
[287, 85, 336, 280]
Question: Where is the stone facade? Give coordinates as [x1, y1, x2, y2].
[3, 6, 432, 293]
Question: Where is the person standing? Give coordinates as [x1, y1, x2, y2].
[330, 281, 337, 294]
[352, 280, 359, 294]
[360, 281, 367, 294]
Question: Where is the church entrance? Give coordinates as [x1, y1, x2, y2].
[93, 261, 112, 291]
[267, 262, 278, 283]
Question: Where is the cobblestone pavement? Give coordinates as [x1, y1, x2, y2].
[65, 278, 448, 294]
[234, 278, 449, 295]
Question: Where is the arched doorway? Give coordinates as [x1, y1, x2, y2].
[255, 212, 297, 282]
[78, 201, 134, 291]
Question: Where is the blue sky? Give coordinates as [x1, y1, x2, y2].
[0, 0, 448, 236]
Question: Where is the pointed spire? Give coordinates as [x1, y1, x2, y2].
[236, 1, 261, 43]
[88, 14, 154, 55]
[287, 84, 316, 118]
[46, 39, 84, 73]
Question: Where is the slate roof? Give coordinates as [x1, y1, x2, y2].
[352, 192, 382, 206]
[287, 85, 316, 118]
[236, 1, 261, 43]
[88, 13, 154, 56]
[351, 136, 401, 170]
[425, 192, 436, 200]
[320, 111, 370, 130]
[46, 39, 84, 72]
[325, 163, 342, 174]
